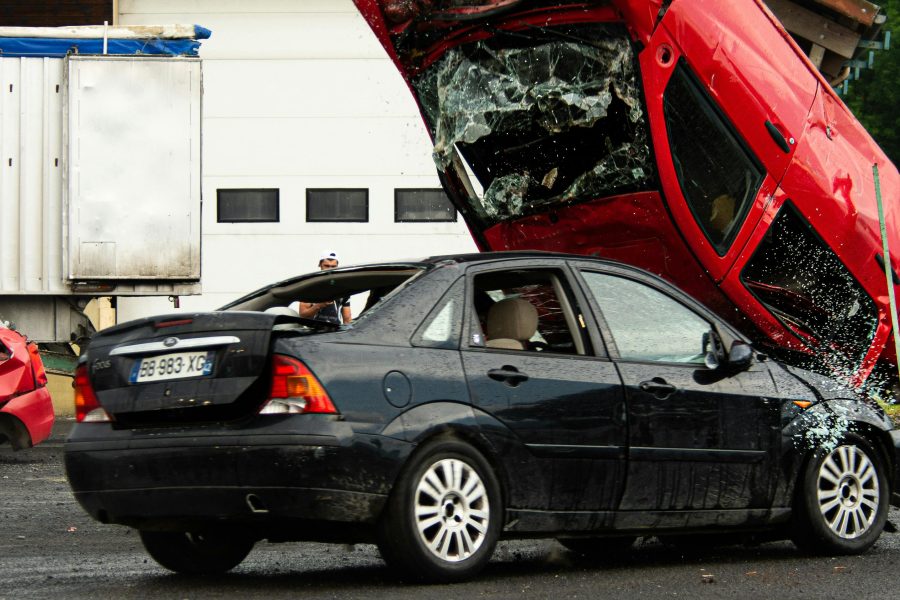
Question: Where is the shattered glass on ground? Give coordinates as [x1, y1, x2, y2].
[415, 25, 654, 225]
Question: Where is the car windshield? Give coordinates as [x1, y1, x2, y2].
[413, 23, 654, 229]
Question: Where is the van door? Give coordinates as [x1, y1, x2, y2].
[639, 0, 818, 281]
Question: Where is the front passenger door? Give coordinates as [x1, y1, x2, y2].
[577, 268, 781, 517]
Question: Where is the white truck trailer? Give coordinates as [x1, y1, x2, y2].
[0, 24, 206, 347]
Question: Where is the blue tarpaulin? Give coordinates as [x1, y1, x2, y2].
[0, 25, 210, 57]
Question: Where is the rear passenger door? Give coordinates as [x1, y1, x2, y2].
[460, 261, 627, 512]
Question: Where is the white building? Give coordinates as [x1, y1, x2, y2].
[115, 0, 477, 322]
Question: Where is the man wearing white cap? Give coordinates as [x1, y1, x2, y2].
[298, 251, 352, 324]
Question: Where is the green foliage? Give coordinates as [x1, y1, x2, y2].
[875, 398, 900, 426]
[843, 0, 900, 165]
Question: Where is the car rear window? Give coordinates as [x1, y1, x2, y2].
[222, 267, 425, 327]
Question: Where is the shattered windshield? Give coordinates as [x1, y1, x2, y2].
[741, 203, 878, 374]
[414, 24, 654, 227]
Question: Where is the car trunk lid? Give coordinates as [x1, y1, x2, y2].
[85, 312, 279, 426]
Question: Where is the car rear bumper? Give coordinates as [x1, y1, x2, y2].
[0, 386, 54, 448]
[64, 418, 409, 536]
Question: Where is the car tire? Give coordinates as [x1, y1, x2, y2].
[139, 530, 254, 575]
[791, 435, 889, 555]
[376, 438, 502, 583]
[557, 536, 637, 556]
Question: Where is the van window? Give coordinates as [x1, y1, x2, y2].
[664, 61, 764, 255]
[741, 203, 878, 371]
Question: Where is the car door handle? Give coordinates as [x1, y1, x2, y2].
[639, 378, 677, 398]
[488, 367, 529, 387]
[765, 120, 791, 153]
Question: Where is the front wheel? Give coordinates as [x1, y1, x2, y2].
[377, 439, 502, 583]
[139, 530, 254, 575]
[792, 436, 889, 555]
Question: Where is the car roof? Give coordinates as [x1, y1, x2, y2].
[424, 250, 611, 265]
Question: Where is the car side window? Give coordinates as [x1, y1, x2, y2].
[412, 278, 464, 349]
[582, 272, 709, 363]
[469, 269, 585, 355]
[663, 60, 764, 255]
[741, 202, 878, 366]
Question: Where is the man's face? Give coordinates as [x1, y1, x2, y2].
[320, 259, 338, 270]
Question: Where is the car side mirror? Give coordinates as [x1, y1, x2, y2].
[727, 341, 754, 371]
[703, 331, 753, 372]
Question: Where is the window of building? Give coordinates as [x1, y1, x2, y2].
[306, 189, 368, 222]
[217, 189, 279, 223]
[395, 189, 457, 222]
[663, 60, 764, 255]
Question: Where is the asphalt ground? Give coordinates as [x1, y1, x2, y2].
[2, 421, 900, 599]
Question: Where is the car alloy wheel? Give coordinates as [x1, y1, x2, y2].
[377, 438, 502, 582]
[792, 435, 889, 555]
[815, 444, 880, 539]
[414, 457, 490, 562]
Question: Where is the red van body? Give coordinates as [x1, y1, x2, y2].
[0, 327, 54, 449]
[355, 0, 900, 393]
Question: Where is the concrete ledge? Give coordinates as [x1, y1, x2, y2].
[47, 373, 74, 418]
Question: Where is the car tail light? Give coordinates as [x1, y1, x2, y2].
[260, 354, 337, 415]
[26, 343, 48, 387]
[74, 364, 112, 423]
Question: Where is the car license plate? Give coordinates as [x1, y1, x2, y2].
[129, 350, 214, 383]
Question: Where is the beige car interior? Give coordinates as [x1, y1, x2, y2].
[484, 298, 539, 350]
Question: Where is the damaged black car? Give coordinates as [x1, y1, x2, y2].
[65, 253, 900, 582]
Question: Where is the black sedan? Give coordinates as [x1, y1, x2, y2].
[65, 252, 900, 582]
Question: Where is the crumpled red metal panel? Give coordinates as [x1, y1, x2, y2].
[609, 0, 663, 43]
[0, 328, 36, 401]
[0, 328, 54, 448]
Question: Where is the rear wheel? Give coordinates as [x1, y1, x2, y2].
[377, 439, 502, 582]
[139, 530, 254, 575]
[792, 435, 889, 555]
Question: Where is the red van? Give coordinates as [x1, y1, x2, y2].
[0, 327, 54, 450]
[355, 0, 900, 395]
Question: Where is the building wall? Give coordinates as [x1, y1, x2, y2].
[0, 0, 112, 27]
[115, 0, 477, 321]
